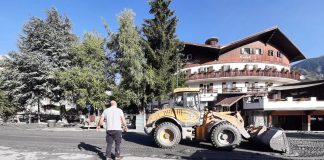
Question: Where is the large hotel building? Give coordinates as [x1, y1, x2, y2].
[182, 27, 324, 131]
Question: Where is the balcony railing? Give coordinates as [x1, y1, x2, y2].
[222, 87, 243, 93]
[187, 69, 300, 81]
[200, 87, 268, 94]
[247, 87, 268, 92]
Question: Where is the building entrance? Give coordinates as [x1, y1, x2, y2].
[275, 115, 303, 130]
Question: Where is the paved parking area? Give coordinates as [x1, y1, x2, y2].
[0, 124, 323, 159]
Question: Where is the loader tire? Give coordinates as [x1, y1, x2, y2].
[211, 122, 241, 150]
[154, 122, 181, 149]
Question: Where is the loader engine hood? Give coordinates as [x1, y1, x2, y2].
[147, 108, 201, 127]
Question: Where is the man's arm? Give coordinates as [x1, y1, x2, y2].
[120, 113, 128, 131]
[96, 115, 105, 131]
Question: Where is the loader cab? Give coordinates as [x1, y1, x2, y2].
[173, 88, 201, 111]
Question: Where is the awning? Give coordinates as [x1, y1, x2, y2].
[270, 82, 324, 91]
[216, 95, 245, 107]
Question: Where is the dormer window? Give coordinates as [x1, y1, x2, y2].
[277, 51, 282, 58]
[241, 48, 252, 54]
[268, 50, 274, 56]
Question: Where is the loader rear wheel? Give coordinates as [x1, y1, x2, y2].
[154, 122, 181, 149]
[211, 122, 241, 150]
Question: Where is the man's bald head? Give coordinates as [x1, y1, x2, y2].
[110, 100, 117, 107]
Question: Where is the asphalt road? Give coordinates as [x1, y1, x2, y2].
[0, 124, 322, 160]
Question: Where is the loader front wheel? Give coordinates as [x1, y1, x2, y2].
[211, 122, 241, 150]
[154, 122, 181, 149]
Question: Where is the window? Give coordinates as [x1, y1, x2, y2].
[199, 84, 204, 92]
[186, 54, 192, 60]
[209, 83, 213, 93]
[222, 65, 230, 71]
[245, 82, 249, 87]
[207, 66, 214, 72]
[254, 48, 262, 55]
[222, 82, 227, 89]
[198, 67, 207, 73]
[268, 50, 274, 56]
[241, 48, 252, 54]
[253, 64, 258, 70]
[253, 82, 258, 88]
[200, 83, 213, 93]
[277, 51, 282, 58]
[232, 82, 236, 88]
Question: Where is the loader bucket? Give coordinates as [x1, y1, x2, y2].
[252, 127, 290, 153]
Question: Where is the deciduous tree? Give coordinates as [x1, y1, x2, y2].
[107, 9, 154, 110]
[57, 32, 108, 110]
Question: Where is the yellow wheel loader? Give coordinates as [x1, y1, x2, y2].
[144, 88, 290, 153]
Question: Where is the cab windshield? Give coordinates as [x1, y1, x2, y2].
[173, 92, 199, 110]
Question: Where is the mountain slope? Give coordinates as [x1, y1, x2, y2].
[292, 56, 324, 81]
[293, 56, 324, 73]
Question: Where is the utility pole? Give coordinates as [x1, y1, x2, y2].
[176, 58, 179, 88]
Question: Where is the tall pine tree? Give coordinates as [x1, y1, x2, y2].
[142, 0, 184, 104]
[1, 8, 76, 123]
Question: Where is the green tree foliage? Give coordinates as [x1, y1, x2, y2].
[107, 9, 154, 109]
[142, 0, 185, 103]
[0, 89, 16, 121]
[19, 8, 77, 71]
[2, 52, 51, 109]
[57, 32, 108, 110]
[1, 8, 76, 122]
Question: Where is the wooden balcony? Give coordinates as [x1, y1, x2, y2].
[188, 69, 300, 81]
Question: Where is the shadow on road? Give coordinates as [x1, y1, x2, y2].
[181, 139, 275, 153]
[122, 132, 157, 148]
[77, 142, 106, 160]
[122, 132, 275, 151]
[122, 132, 284, 159]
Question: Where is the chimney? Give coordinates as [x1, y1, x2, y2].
[205, 37, 219, 47]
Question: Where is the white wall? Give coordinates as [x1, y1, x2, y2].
[24, 98, 76, 115]
[244, 97, 324, 110]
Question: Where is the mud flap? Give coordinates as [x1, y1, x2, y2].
[252, 127, 290, 153]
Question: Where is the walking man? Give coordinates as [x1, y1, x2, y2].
[97, 100, 127, 160]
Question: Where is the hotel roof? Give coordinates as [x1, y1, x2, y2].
[184, 27, 306, 62]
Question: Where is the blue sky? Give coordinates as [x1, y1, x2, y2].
[0, 0, 324, 59]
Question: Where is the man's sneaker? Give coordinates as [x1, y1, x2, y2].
[106, 158, 113, 160]
[115, 156, 123, 160]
